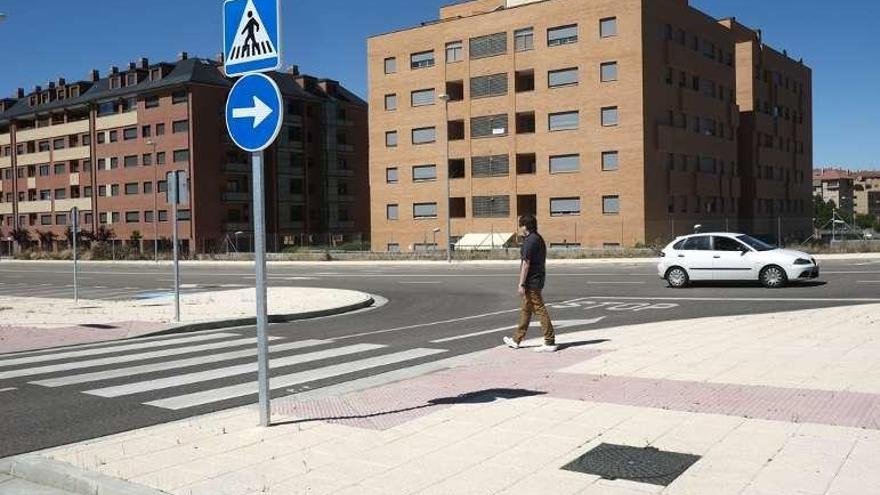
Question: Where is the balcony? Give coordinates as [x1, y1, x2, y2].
[54, 198, 91, 212]
[95, 113, 137, 131]
[222, 162, 250, 173]
[15, 119, 90, 142]
[222, 192, 250, 202]
[0, 204, 11, 215]
[18, 151, 51, 166]
[54, 146, 91, 162]
[18, 200, 53, 214]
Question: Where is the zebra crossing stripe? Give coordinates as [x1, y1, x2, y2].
[31, 340, 331, 388]
[85, 343, 385, 398]
[0, 333, 238, 368]
[0, 336, 273, 380]
[145, 348, 446, 411]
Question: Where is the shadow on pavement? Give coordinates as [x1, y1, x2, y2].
[677, 280, 828, 289]
[557, 339, 610, 351]
[271, 388, 546, 427]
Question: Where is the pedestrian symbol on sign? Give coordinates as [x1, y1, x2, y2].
[223, 0, 281, 77]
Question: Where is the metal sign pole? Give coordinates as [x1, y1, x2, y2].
[252, 151, 271, 427]
[71, 207, 78, 303]
[171, 172, 180, 323]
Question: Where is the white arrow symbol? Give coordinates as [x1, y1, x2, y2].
[232, 96, 272, 128]
[430, 317, 606, 344]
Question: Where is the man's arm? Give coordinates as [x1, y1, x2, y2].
[518, 260, 530, 295]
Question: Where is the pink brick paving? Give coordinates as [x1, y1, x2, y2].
[0, 321, 167, 353]
[275, 346, 880, 431]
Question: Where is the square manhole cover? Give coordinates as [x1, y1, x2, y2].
[562, 443, 700, 486]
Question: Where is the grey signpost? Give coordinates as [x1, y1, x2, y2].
[70, 207, 79, 303]
[223, 0, 283, 427]
[167, 170, 188, 323]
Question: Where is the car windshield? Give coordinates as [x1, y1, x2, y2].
[737, 235, 777, 252]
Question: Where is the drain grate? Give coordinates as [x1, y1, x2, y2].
[562, 443, 700, 486]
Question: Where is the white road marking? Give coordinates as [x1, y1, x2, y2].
[146, 348, 445, 410]
[430, 317, 605, 344]
[85, 343, 384, 397]
[0, 387, 17, 393]
[400, 282, 442, 285]
[857, 281, 880, 284]
[31, 340, 330, 387]
[332, 297, 590, 341]
[0, 333, 238, 368]
[0, 337, 271, 380]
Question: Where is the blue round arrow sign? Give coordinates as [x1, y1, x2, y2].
[225, 73, 283, 152]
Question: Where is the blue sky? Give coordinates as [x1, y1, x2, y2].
[0, 0, 876, 169]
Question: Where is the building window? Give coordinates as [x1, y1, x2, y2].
[413, 202, 438, 219]
[145, 96, 159, 109]
[39, 165, 50, 176]
[124, 155, 138, 168]
[109, 157, 118, 169]
[470, 32, 507, 59]
[470, 114, 508, 138]
[54, 164, 66, 175]
[603, 195, 620, 214]
[602, 151, 619, 171]
[384, 94, 397, 111]
[548, 68, 578, 88]
[40, 215, 52, 225]
[470, 73, 508, 99]
[126, 211, 139, 223]
[472, 154, 509, 178]
[601, 106, 619, 127]
[550, 198, 581, 217]
[549, 111, 579, 131]
[143, 182, 153, 194]
[54, 188, 67, 200]
[472, 196, 510, 218]
[410, 51, 435, 70]
[156, 152, 166, 165]
[386, 204, 399, 220]
[110, 184, 120, 197]
[548, 24, 578, 46]
[514, 27, 534, 52]
[385, 131, 398, 147]
[172, 91, 187, 104]
[600, 62, 618, 82]
[600, 17, 618, 38]
[449, 159, 466, 179]
[158, 210, 168, 222]
[411, 88, 436, 107]
[53, 138, 66, 150]
[550, 154, 580, 174]
[142, 125, 152, 138]
[173, 149, 190, 163]
[386, 167, 398, 184]
[172, 120, 189, 133]
[412, 164, 437, 182]
[384, 57, 397, 74]
[411, 127, 437, 145]
[157, 181, 168, 193]
[142, 154, 153, 166]
[156, 123, 165, 135]
[144, 211, 154, 222]
[125, 183, 138, 195]
[446, 41, 463, 63]
[123, 127, 137, 140]
[109, 130, 118, 143]
[387, 243, 400, 252]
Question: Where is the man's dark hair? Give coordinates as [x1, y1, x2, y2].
[519, 214, 537, 233]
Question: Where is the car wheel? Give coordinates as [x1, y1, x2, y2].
[666, 267, 689, 288]
[760, 265, 787, 289]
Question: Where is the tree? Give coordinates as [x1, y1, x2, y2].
[130, 230, 143, 253]
[36, 230, 57, 251]
[855, 214, 877, 230]
[813, 195, 836, 227]
[84, 226, 115, 244]
[10, 228, 32, 248]
[65, 227, 85, 249]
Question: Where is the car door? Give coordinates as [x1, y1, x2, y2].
[676, 235, 715, 280]
[711, 236, 756, 280]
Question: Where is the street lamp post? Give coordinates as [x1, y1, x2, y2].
[438, 93, 452, 263]
[147, 139, 158, 262]
[432, 227, 441, 250]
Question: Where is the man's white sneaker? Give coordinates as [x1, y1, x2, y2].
[533, 344, 558, 353]
[503, 336, 520, 349]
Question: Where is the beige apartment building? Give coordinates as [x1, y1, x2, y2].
[368, 0, 813, 251]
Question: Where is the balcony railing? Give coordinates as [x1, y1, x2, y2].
[221, 192, 250, 202]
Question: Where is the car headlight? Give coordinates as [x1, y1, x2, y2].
[794, 258, 812, 265]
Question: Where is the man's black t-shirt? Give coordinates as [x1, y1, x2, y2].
[520, 232, 547, 289]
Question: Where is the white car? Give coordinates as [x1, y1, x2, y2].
[658, 233, 820, 289]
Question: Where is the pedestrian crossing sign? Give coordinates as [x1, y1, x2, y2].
[223, 0, 281, 77]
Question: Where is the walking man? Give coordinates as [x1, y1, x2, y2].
[242, 11, 261, 57]
[504, 214, 557, 352]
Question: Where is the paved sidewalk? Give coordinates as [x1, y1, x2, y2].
[29, 303, 880, 494]
[0, 288, 373, 353]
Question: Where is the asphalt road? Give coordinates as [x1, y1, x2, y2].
[1, 258, 879, 458]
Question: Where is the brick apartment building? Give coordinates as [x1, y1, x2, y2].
[367, 0, 813, 251]
[0, 54, 368, 255]
[814, 168, 880, 220]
